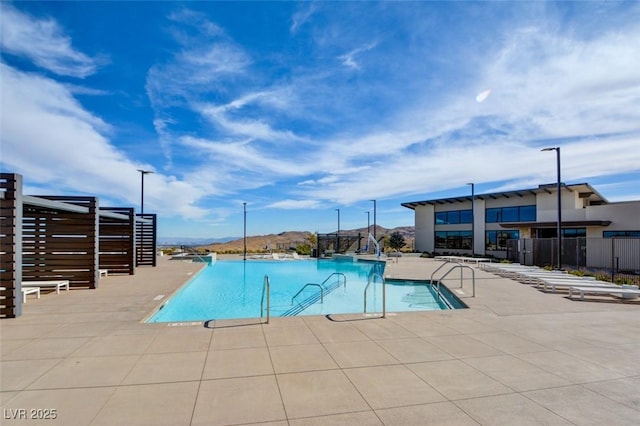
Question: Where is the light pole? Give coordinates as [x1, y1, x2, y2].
[542, 147, 562, 269]
[137, 169, 154, 214]
[466, 183, 475, 257]
[335, 208, 340, 253]
[370, 200, 377, 241]
[243, 202, 247, 261]
[365, 211, 370, 253]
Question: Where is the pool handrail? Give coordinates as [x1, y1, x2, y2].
[261, 275, 270, 324]
[434, 265, 475, 300]
[364, 273, 386, 318]
[292, 283, 324, 304]
[321, 272, 347, 289]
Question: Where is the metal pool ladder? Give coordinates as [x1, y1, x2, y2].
[364, 273, 386, 318]
[430, 262, 476, 302]
[261, 275, 270, 324]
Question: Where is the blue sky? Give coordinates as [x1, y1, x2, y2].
[2, 1, 639, 239]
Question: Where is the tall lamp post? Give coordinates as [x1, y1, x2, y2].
[335, 208, 340, 253]
[370, 200, 377, 241]
[137, 169, 154, 214]
[365, 211, 370, 252]
[243, 202, 247, 261]
[466, 183, 475, 257]
[542, 147, 562, 269]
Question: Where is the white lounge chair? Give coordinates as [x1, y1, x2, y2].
[22, 280, 70, 294]
[538, 278, 617, 293]
[22, 287, 40, 303]
[569, 285, 640, 301]
[99, 269, 108, 277]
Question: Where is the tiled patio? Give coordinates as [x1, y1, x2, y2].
[1, 256, 639, 425]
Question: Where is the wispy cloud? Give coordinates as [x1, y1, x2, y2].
[338, 42, 378, 70]
[266, 199, 322, 210]
[0, 4, 100, 77]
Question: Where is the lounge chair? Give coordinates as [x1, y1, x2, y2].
[22, 280, 70, 294]
[99, 269, 108, 277]
[569, 285, 640, 301]
[22, 287, 40, 303]
[537, 278, 617, 293]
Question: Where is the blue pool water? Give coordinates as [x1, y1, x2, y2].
[147, 259, 458, 323]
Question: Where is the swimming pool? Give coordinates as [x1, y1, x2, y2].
[146, 259, 462, 323]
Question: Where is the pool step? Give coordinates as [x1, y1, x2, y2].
[281, 279, 343, 317]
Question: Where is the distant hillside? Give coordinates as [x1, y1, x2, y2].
[200, 226, 414, 252]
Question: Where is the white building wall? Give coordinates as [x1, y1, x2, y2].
[414, 204, 434, 252]
[586, 201, 640, 236]
[536, 189, 586, 222]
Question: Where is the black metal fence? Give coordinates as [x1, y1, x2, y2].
[507, 237, 640, 285]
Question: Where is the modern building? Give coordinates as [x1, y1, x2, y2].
[402, 183, 640, 259]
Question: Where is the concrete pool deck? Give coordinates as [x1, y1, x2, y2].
[1, 255, 639, 425]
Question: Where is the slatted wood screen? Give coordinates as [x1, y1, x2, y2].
[23, 196, 99, 289]
[1, 173, 23, 318]
[99, 208, 135, 275]
[136, 213, 157, 267]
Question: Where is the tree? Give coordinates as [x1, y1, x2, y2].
[389, 232, 406, 251]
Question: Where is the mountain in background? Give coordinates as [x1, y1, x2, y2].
[198, 225, 414, 252]
[158, 236, 237, 246]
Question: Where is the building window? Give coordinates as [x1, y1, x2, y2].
[603, 231, 640, 238]
[435, 231, 472, 249]
[435, 209, 472, 225]
[563, 228, 586, 237]
[485, 230, 519, 251]
[485, 205, 536, 223]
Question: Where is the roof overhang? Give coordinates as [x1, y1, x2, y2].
[499, 220, 612, 228]
[402, 182, 609, 210]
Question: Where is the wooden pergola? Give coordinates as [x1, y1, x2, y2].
[1, 173, 157, 318]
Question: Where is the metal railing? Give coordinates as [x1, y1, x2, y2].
[432, 265, 475, 301]
[364, 273, 386, 318]
[261, 275, 270, 324]
[292, 283, 324, 304]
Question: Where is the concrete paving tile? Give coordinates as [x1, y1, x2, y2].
[42, 322, 114, 338]
[408, 360, 512, 400]
[1, 359, 62, 391]
[433, 317, 500, 334]
[583, 377, 640, 410]
[563, 345, 640, 376]
[73, 334, 155, 357]
[0, 391, 18, 405]
[0, 324, 59, 340]
[344, 365, 445, 409]
[456, 393, 573, 425]
[376, 401, 479, 425]
[288, 410, 382, 425]
[27, 356, 139, 390]
[1, 387, 115, 425]
[277, 370, 369, 419]
[464, 355, 570, 392]
[269, 343, 338, 374]
[424, 334, 505, 359]
[263, 323, 319, 346]
[469, 331, 548, 354]
[122, 351, 207, 385]
[376, 337, 454, 363]
[146, 330, 211, 353]
[323, 340, 399, 368]
[305, 321, 370, 343]
[202, 347, 273, 379]
[387, 317, 460, 337]
[192, 376, 285, 425]
[524, 385, 640, 426]
[516, 350, 626, 384]
[0, 339, 32, 357]
[352, 319, 417, 340]
[2, 337, 91, 361]
[209, 328, 266, 350]
[91, 382, 198, 426]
